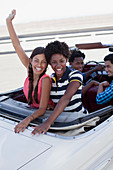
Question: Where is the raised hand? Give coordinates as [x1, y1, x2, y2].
[6, 9, 16, 22]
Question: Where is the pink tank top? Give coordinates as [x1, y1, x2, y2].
[23, 74, 54, 108]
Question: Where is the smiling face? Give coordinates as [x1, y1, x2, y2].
[70, 57, 84, 72]
[31, 54, 47, 76]
[105, 60, 113, 77]
[50, 54, 67, 80]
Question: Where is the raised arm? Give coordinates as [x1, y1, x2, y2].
[84, 64, 104, 79]
[6, 10, 29, 68]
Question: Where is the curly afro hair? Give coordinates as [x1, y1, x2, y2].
[69, 49, 85, 63]
[44, 40, 70, 63]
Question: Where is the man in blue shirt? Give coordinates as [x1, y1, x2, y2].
[96, 53, 113, 104]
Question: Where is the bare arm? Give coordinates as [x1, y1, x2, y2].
[84, 64, 104, 79]
[97, 81, 110, 94]
[82, 80, 99, 96]
[14, 77, 52, 133]
[96, 81, 113, 104]
[32, 81, 81, 135]
[6, 10, 29, 68]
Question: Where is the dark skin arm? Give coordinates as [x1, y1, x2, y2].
[82, 80, 99, 96]
[97, 81, 110, 94]
[84, 64, 104, 79]
[31, 80, 81, 135]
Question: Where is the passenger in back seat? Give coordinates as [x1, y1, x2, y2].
[69, 49, 104, 96]
[96, 53, 113, 104]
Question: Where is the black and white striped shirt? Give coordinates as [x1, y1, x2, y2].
[50, 67, 87, 113]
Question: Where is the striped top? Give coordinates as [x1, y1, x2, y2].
[69, 66, 86, 81]
[50, 67, 87, 113]
[96, 80, 113, 104]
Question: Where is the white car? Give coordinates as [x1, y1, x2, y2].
[0, 42, 113, 170]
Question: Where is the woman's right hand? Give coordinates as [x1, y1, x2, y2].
[6, 9, 16, 22]
[14, 116, 32, 133]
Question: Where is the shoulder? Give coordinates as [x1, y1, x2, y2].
[41, 75, 52, 90]
[24, 76, 29, 84]
[40, 74, 51, 80]
[40, 74, 52, 84]
[67, 66, 83, 76]
[68, 70, 83, 84]
[69, 70, 83, 78]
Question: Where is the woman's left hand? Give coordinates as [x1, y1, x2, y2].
[32, 122, 51, 135]
[6, 9, 16, 22]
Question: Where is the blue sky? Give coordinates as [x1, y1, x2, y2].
[1, 0, 113, 26]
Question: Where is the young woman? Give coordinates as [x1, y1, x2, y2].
[6, 10, 54, 133]
[31, 40, 88, 135]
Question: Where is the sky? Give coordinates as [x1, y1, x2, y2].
[0, 0, 113, 26]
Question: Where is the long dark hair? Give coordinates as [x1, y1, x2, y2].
[28, 47, 48, 105]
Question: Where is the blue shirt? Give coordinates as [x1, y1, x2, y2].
[82, 73, 86, 81]
[96, 80, 113, 104]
